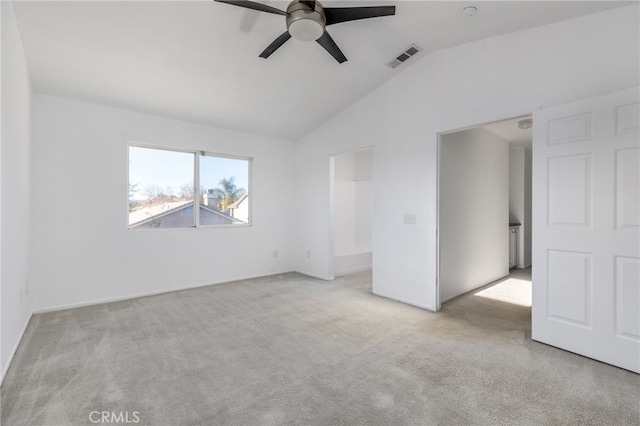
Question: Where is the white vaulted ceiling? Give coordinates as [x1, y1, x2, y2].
[12, 1, 633, 140]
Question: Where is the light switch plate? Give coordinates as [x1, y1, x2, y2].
[403, 213, 417, 225]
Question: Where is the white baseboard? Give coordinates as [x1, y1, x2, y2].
[1, 311, 33, 385]
[33, 270, 295, 314]
[372, 290, 435, 312]
[334, 266, 372, 277]
[333, 252, 372, 277]
[440, 272, 511, 304]
[294, 270, 334, 281]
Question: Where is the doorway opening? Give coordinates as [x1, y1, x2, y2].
[329, 148, 373, 280]
[437, 115, 533, 310]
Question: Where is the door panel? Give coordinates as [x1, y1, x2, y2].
[547, 154, 591, 226]
[533, 87, 640, 373]
[616, 148, 640, 229]
[547, 250, 591, 327]
[615, 256, 640, 340]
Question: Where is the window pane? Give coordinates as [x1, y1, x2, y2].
[129, 146, 195, 229]
[199, 155, 250, 226]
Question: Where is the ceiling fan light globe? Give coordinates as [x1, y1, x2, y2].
[288, 19, 324, 41]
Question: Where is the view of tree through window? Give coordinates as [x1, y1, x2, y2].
[128, 145, 250, 229]
[199, 156, 249, 226]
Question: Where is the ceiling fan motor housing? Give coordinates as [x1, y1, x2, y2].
[286, 1, 326, 41]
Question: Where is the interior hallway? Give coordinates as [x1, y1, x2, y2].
[2, 271, 638, 425]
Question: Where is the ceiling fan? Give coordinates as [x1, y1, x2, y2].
[215, 0, 396, 63]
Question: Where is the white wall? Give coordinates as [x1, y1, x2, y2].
[523, 148, 532, 268]
[509, 147, 532, 268]
[440, 128, 509, 301]
[332, 149, 372, 276]
[294, 5, 639, 310]
[1, 1, 34, 381]
[333, 149, 372, 255]
[509, 148, 524, 225]
[333, 152, 357, 256]
[32, 95, 296, 311]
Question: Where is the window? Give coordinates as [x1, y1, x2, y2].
[128, 145, 251, 229]
[199, 155, 250, 226]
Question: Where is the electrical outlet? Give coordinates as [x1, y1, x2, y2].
[403, 213, 417, 225]
[306, 250, 311, 258]
[273, 250, 278, 258]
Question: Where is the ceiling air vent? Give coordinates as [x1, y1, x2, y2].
[387, 44, 423, 69]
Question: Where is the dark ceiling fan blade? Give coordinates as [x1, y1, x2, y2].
[299, 0, 316, 11]
[259, 32, 292, 58]
[316, 31, 347, 63]
[324, 6, 396, 25]
[214, 0, 287, 16]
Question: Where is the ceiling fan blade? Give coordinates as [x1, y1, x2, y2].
[214, 0, 287, 16]
[324, 6, 396, 25]
[259, 32, 292, 58]
[316, 31, 347, 64]
[299, 0, 316, 11]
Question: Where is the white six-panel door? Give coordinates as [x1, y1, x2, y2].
[533, 87, 639, 373]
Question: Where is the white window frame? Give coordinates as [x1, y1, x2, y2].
[127, 142, 253, 230]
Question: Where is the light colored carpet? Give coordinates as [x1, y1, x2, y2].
[2, 270, 639, 425]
